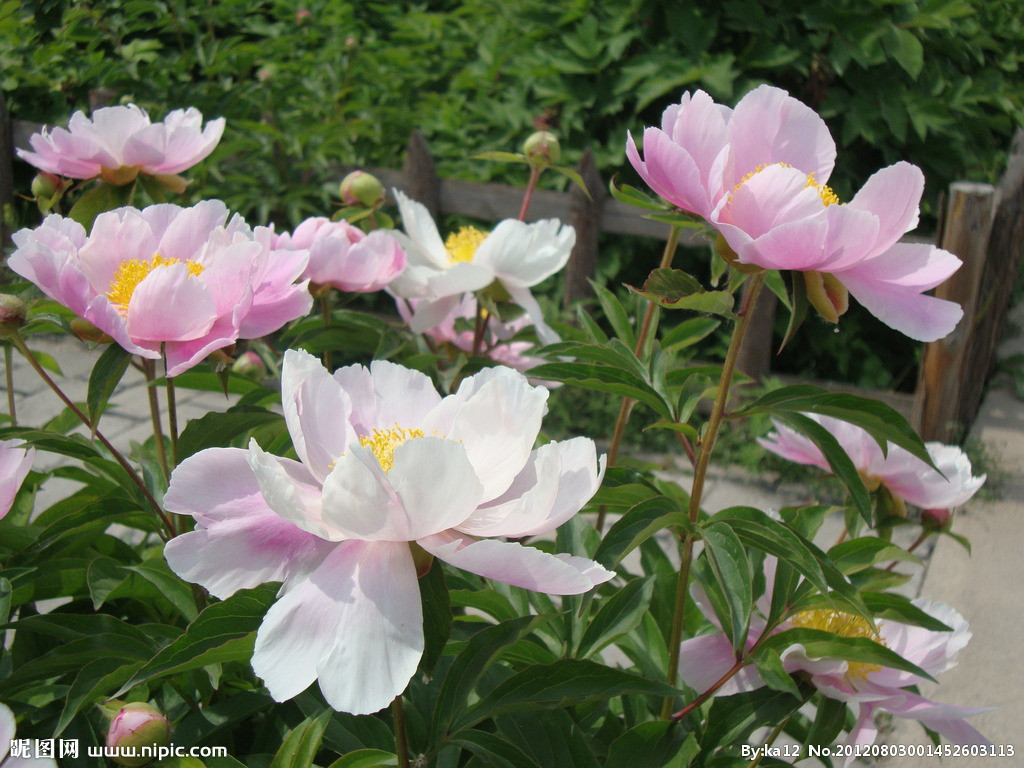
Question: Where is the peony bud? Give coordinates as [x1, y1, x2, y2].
[339, 171, 384, 208]
[522, 131, 560, 168]
[921, 507, 953, 532]
[0, 295, 27, 334]
[31, 172, 62, 200]
[804, 271, 849, 324]
[296, 8, 312, 23]
[231, 350, 266, 380]
[106, 702, 172, 767]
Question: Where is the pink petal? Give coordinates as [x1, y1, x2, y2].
[252, 539, 423, 715]
[125, 262, 218, 342]
[627, 127, 709, 217]
[725, 84, 836, 188]
[847, 162, 924, 255]
[678, 633, 767, 695]
[0, 440, 35, 519]
[419, 530, 613, 594]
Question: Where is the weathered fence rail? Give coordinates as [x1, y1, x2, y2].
[6, 109, 1023, 439]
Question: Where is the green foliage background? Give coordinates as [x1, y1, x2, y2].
[2, 0, 1022, 388]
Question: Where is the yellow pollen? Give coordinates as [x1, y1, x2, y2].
[732, 164, 841, 207]
[805, 173, 840, 207]
[359, 425, 427, 472]
[444, 226, 488, 264]
[107, 254, 204, 315]
[791, 609, 885, 682]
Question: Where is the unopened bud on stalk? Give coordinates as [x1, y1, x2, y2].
[231, 350, 266, 380]
[105, 701, 172, 767]
[522, 131, 560, 168]
[0, 295, 26, 335]
[804, 271, 849, 324]
[31, 172, 63, 200]
[339, 171, 384, 208]
[70, 317, 113, 344]
[296, 8, 312, 24]
[921, 507, 953, 532]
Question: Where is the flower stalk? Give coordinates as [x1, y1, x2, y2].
[143, 358, 171, 482]
[4, 346, 15, 426]
[662, 271, 765, 716]
[9, 330, 175, 539]
[392, 695, 411, 768]
[596, 224, 684, 532]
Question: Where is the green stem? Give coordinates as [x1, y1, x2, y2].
[662, 271, 766, 715]
[143, 358, 170, 483]
[596, 225, 683, 532]
[392, 695, 410, 768]
[518, 166, 542, 221]
[471, 298, 487, 357]
[745, 717, 791, 768]
[165, 370, 179, 467]
[320, 294, 333, 371]
[9, 332, 174, 539]
[4, 345, 16, 426]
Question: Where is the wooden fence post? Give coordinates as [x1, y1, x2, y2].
[915, 182, 999, 441]
[564, 148, 605, 306]
[402, 130, 440, 218]
[0, 92, 14, 255]
[954, 130, 1024, 428]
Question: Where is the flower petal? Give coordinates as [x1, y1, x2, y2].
[252, 539, 423, 715]
[247, 439, 337, 540]
[419, 530, 613, 594]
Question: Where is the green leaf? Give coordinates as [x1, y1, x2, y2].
[751, 647, 800, 697]
[177, 407, 283, 459]
[125, 559, 200, 621]
[779, 271, 808, 351]
[457, 659, 680, 731]
[525, 361, 671, 419]
[828, 538, 920, 574]
[495, 710, 601, 768]
[608, 178, 668, 210]
[576, 576, 654, 658]
[593, 495, 690, 569]
[551, 165, 591, 197]
[762, 628, 935, 681]
[326, 750, 398, 768]
[590, 280, 635, 348]
[431, 615, 549, 742]
[804, 694, 852, 755]
[86, 343, 131, 430]
[269, 709, 332, 768]
[700, 687, 804, 753]
[700, 522, 752, 652]
[419, 558, 451, 675]
[450, 729, 543, 768]
[860, 592, 952, 632]
[773, 412, 872, 524]
[660, 317, 719, 354]
[628, 269, 734, 317]
[67, 181, 131, 230]
[112, 585, 277, 696]
[56, 656, 145, 735]
[606, 721, 697, 768]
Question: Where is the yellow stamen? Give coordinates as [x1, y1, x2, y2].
[791, 609, 885, 682]
[444, 226, 488, 264]
[733, 163, 841, 207]
[107, 254, 204, 315]
[805, 173, 840, 207]
[359, 425, 427, 472]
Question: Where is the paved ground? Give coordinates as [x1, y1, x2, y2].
[3, 326, 1021, 766]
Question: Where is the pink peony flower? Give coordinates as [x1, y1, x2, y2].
[759, 413, 985, 513]
[396, 294, 550, 378]
[711, 160, 963, 341]
[0, 440, 34, 520]
[678, 561, 989, 760]
[17, 105, 224, 186]
[626, 85, 835, 221]
[164, 349, 611, 715]
[387, 190, 574, 344]
[273, 217, 406, 293]
[9, 201, 312, 376]
[0, 702, 57, 767]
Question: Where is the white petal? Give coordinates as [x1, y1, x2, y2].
[252, 539, 423, 715]
[419, 530, 613, 594]
[280, 348, 354, 483]
[423, 366, 547, 501]
[320, 447, 405, 541]
[389, 437, 484, 538]
[247, 440, 338, 540]
[392, 189, 449, 268]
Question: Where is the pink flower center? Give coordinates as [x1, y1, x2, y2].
[107, 254, 204, 315]
[790, 608, 885, 682]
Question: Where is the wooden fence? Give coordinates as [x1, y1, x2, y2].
[5, 102, 1023, 442]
